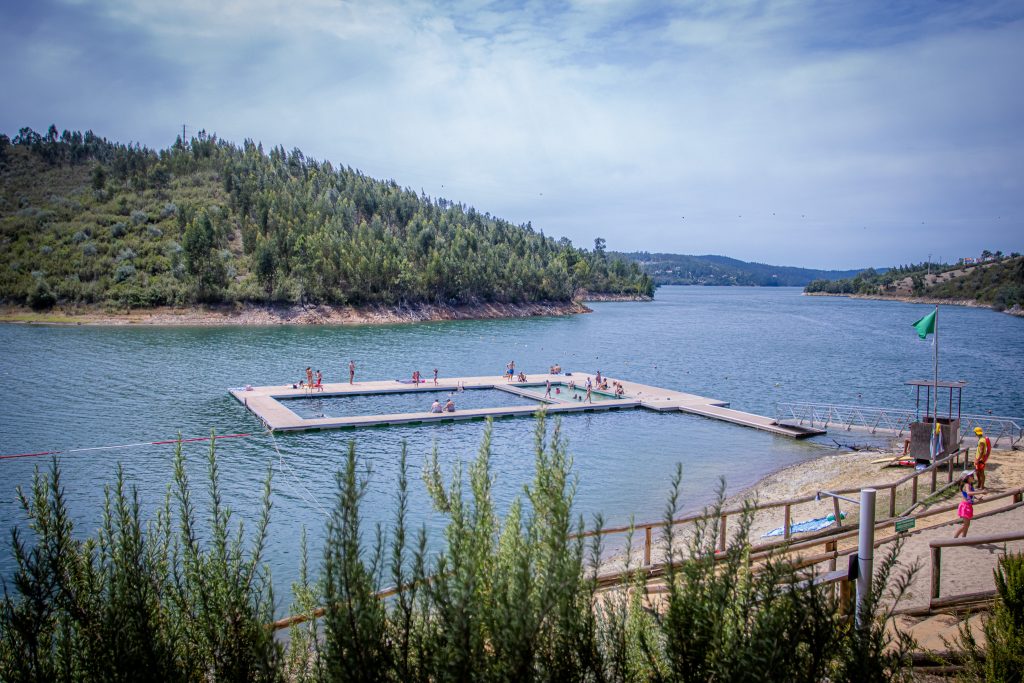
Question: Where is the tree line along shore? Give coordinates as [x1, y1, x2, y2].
[804, 255, 1024, 315]
[0, 299, 602, 326]
[0, 126, 654, 318]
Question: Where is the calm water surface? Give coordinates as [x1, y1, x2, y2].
[1, 287, 1021, 611]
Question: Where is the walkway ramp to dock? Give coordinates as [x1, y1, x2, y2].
[678, 404, 826, 439]
[600, 376, 825, 439]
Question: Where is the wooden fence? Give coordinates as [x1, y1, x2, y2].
[930, 530, 1024, 606]
[580, 447, 973, 571]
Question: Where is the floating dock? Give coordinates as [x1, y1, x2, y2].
[229, 372, 825, 439]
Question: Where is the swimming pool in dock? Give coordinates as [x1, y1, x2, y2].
[285, 387, 542, 419]
[513, 382, 622, 403]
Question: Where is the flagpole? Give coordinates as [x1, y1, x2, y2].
[933, 305, 939, 438]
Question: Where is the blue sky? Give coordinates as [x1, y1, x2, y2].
[3, 0, 1023, 269]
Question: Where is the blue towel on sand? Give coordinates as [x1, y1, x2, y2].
[762, 512, 846, 538]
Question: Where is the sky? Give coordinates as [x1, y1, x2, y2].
[3, 0, 1023, 269]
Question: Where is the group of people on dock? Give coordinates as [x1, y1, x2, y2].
[294, 367, 323, 392]
[293, 360, 356, 391]
[410, 368, 440, 385]
[430, 397, 456, 413]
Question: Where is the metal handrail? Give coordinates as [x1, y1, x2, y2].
[775, 402, 1023, 447]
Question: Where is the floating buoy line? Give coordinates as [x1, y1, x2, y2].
[1, 429, 331, 519]
[0, 433, 254, 461]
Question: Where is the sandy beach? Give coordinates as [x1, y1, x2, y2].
[725, 441, 1023, 596]
[601, 438, 1023, 620]
[623, 439, 1024, 658]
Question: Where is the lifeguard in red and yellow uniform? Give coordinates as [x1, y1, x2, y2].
[974, 426, 991, 489]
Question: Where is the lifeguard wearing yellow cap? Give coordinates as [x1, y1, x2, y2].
[974, 426, 984, 435]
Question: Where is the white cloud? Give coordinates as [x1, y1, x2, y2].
[6, 0, 1023, 267]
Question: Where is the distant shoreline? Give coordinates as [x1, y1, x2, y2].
[803, 291, 1024, 317]
[0, 300, 601, 327]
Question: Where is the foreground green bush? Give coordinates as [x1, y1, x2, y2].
[954, 551, 1024, 682]
[0, 438, 280, 682]
[3, 417, 921, 681]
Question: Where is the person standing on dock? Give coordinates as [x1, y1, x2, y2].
[506, 360, 515, 381]
[349, 360, 356, 384]
[305, 367, 314, 393]
[433, 368, 439, 385]
[315, 370, 323, 391]
[545, 379, 551, 398]
[974, 427, 991, 489]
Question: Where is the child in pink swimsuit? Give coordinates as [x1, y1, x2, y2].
[953, 472, 977, 538]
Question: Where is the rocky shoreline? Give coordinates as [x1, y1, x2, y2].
[803, 291, 1024, 317]
[0, 300, 593, 327]
[579, 292, 653, 302]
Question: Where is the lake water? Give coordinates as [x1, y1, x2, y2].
[1, 287, 1021, 611]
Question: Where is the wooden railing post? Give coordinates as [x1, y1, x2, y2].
[826, 540, 837, 572]
[931, 466, 937, 493]
[888, 485, 896, 518]
[832, 497, 842, 526]
[783, 504, 791, 540]
[839, 579, 853, 616]
[912, 475, 919, 504]
[644, 526, 652, 566]
[931, 546, 942, 600]
[718, 514, 727, 552]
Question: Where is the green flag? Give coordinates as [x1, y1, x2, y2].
[912, 308, 936, 339]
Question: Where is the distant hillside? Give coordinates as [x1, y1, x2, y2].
[0, 125, 653, 313]
[619, 252, 868, 287]
[804, 255, 1024, 313]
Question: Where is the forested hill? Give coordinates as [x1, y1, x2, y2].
[619, 251, 866, 286]
[0, 126, 653, 311]
[804, 256, 1024, 312]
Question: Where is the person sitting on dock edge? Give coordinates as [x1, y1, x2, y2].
[430, 399, 442, 413]
[444, 398, 455, 412]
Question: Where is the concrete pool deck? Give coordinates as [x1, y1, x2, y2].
[229, 372, 826, 439]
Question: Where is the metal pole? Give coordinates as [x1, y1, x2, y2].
[933, 307, 939, 431]
[856, 488, 876, 628]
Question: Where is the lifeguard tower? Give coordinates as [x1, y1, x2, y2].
[906, 379, 964, 462]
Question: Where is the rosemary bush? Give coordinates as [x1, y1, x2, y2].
[2, 416, 924, 682]
[0, 438, 280, 682]
[953, 551, 1024, 682]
